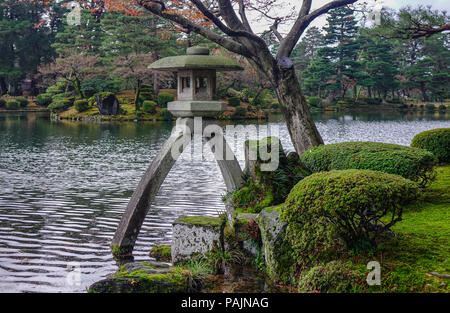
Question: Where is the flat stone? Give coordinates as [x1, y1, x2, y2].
[168, 100, 227, 117]
[172, 216, 224, 263]
[88, 261, 195, 293]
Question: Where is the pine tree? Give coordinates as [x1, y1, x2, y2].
[321, 7, 361, 98]
[52, 9, 105, 56]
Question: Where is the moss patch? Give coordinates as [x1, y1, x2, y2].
[150, 245, 172, 262]
[175, 215, 224, 227]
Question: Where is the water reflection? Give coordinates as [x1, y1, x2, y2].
[0, 111, 448, 292]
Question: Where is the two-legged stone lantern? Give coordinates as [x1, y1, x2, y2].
[112, 47, 245, 257]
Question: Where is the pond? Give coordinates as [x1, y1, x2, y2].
[0, 110, 449, 292]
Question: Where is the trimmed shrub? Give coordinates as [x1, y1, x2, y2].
[47, 99, 73, 112]
[36, 94, 52, 106]
[438, 104, 447, 112]
[411, 128, 450, 164]
[159, 108, 173, 121]
[233, 106, 247, 118]
[6, 100, 19, 110]
[281, 169, 419, 263]
[0, 98, 6, 108]
[300, 142, 436, 186]
[142, 100, 157, 114]
[74, 99, 89, 112]
[157, 92, 174, 108]
[308, 96, 322, 107]
[425, 103, 435, 111]
[45, 81, 66, 96]
[140, 84, 154, 101]
[16, 97, 29, 107]
[271, 101, 280, 110]
[297, 261, 362, 293]
[228, 97, 240, 107]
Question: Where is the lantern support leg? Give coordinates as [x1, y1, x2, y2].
[111, 118, 192, 257]
[111, 118, 244, 258]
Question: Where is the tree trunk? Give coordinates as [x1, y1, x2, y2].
[0, 77, 7, 96]
[134, 79, 142, 113]
[420, 82, 429, 102]
[272, 66, 324, 154]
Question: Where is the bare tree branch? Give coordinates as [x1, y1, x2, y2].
[238, 0, 253, 33]
[270, 18, 284, 42]
[277, 0, 358, 58]
[138, 0, 252, 57]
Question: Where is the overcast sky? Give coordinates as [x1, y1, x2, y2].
[249, 0, 449, 36]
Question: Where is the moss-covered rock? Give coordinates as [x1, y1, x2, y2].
[172, 215, 224, 263]
[150, 245, 172, 262]
[88, 261, 200, 293]
[256, 205, 294, 284]
[297, 260, 363, 293]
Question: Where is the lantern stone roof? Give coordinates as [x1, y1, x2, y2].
[148, 46, 244, 72]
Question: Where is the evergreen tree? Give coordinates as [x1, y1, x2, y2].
[321, 7, 361, 98]
[52, 9, 105, 56]
[0, 0, 64, 95]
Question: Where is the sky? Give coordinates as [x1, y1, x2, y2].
[249, 0, 449, 36]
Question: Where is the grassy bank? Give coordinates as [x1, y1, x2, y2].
[343, 165, 449, 293]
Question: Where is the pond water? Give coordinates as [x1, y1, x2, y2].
[0, 110, 449, 292]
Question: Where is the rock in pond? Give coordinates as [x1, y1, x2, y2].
[88, 261, 201, 293]
[172, 216, 224, 263]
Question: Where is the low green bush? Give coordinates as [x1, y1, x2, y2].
[271, 101, 280, 110]
[308, 96, 322, 107]
[140, 85, 154, 101]
[16, 97, 28, 107]
[228, 97, 240, 107]
[297, 261, 362, 293]
[281, 169, 419, 263]
[159, 108, 173, 121]
[0, 98, 6, 108]
[157, 92, 174, 108]
[300, 141, 436, 186]
[74, 99, 89, 112]
[36, 94, 53, 106]
[142, 100, 157, 114]
[6, 100, 19, 110]
[233, 106, 247, 118]
[411, 128, 450, 164]
[438, 104, 447, 111]
[48, 99, 73, 112]
[425, 103, 435, 111]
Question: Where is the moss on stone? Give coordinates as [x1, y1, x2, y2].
[175, 216, 224, 227]
[150, 245, 172, 262]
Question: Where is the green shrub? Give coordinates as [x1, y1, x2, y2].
[6, 100, 19, 110]
[80, 78, 119, 97]
[45, 81, 66, 96]
[159, 108, 173, 121]
[438, 104, 447, 111]
[140, 84, 154, 101]
[157, 92, 174, 108]
[425, 103, 435, 111]
[300, 142, 436, 186]
[74, 99, 89, 112]
[16, 97, 28, 107]
[411, 128, 450, 164]
[142, 100, 157, 114]
[233, 106, 247, 118]
[271, 101, 280, 110]
[297, 261, 362, 293]
[36, 94, 52, 106]
[0, 98, 6, 108]
[228, 97, 240, 107]
[308, 96, 322, 107]
[47, 99, 72, 112]
[281, 169, 419, 263]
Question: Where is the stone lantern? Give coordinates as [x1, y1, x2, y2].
[148, 46, 243, 117]
[112, 47, 245, 258]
